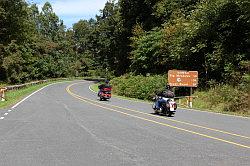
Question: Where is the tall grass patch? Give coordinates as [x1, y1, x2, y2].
[193, 85, 249, 115]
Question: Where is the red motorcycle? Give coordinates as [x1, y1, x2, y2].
[98, 87, 112, 101]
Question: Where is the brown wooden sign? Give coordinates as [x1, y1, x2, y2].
[168, 70, 198, 87]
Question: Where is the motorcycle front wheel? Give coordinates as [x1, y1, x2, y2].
[166, 111, 174, 117]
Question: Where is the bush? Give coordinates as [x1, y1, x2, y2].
[110, 75, 166, 100]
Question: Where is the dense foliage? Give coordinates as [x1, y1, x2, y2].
[111, 75, 166, 100]
[0, 0, 249, 88]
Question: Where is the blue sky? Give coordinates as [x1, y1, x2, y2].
[27, 0, 109, 28]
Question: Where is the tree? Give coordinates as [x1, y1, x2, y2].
[153, 0, 200, 22]
[130, 28, 167, 74]
[0, 0, 35, 82]
[168, 0, 250, 85]
[38, 2, 65, 41]
[0, 0, 32, 45]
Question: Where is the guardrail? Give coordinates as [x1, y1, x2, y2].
[5, 80, 48, 91]
[0, 80, 48, 102]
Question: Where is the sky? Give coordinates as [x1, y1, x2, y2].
[27, 0, 109, 28]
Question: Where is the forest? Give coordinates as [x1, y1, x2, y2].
[0, 0, 249, 87]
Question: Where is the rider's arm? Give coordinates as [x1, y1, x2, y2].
[98, 84, 104, 89]
[156, 91, 163, 97]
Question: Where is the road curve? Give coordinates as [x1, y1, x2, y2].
[0, 81, 249, 166]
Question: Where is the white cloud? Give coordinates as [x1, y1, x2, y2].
[28, 0, 111, 27]
[49, 0, 108, 16]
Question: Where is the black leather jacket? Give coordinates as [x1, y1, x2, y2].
[157, 89, 175, 98]
[98, 84, 111, 90]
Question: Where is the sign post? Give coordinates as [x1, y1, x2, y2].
[0, 87, 7, 101]
[168, 70, 198, 108]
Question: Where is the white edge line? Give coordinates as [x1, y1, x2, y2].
[178, 107, 250, 119]
[0, 117, 4, 120]
[4, 113, 8, 115]
[88, 84, 249, 120]
[89, 85, 97, 93]
[11, 81, 74, 109]
[11, 85, 48, 109]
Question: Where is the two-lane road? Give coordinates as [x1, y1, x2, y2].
[0, 81, 249, 166]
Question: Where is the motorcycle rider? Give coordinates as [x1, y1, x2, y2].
[154, 84, 175, 110]
[98, 80, 111, 96]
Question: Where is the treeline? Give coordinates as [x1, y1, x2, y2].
[0, 0, 249, 87]
[0, 0, 87, 83]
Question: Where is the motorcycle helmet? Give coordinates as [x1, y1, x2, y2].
[166, 84, 171, 90]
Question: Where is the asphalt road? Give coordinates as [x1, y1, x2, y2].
[0, 81, 249, 166]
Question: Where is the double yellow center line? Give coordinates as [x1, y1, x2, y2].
[66, 83, 250, 149]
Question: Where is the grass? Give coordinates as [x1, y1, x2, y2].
[0, 78, 85, 109]
[0, 82, 53, 109]
[91, 83, 100, 92]
[175, 97, 249, 117]
[0, 83, 9, 87]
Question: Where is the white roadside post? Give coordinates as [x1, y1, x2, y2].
[189, 87, 193, 108]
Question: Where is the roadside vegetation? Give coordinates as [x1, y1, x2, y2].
[192, 77, 249, 115]
[0, 81, 52, 109]
[110, 75, 166, 100]
[91, 83, 101, 92]
[108, 75, 249, 116]
[0, 78, 84, 109]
